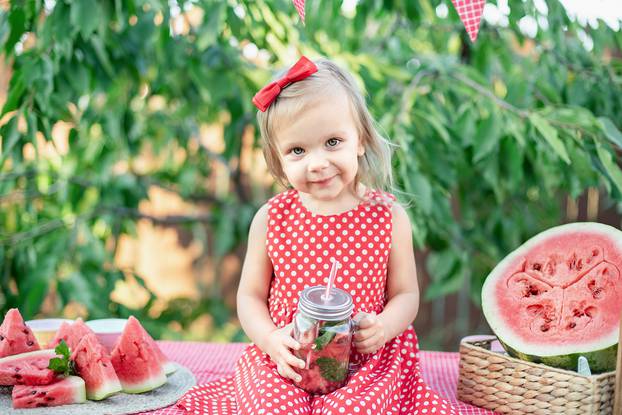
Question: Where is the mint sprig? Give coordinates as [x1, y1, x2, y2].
[48, 339, 76, 376]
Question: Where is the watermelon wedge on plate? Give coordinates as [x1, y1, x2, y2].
[71, 333, 122, 400]
[0, 349, 58, 385]
[12, 375, 86, 408]
[110, 316, 166, 393]
[482, 222, 622, 372]
[48, 318, 95, 350]
[0, 308, 40, 358]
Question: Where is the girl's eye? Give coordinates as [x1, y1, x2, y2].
[326, 138, 341, 147]
[291, 147, 305, 155]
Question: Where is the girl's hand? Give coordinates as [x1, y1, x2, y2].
[353, 312, 386, 354]
[263, 323, 307, 382]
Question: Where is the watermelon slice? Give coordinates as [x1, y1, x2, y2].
[71, 333, 122, 400]
[482, 222, 622, 373]
[110, 316, 166, 393]
[131, 317, 176, 374]
[48, 318, 95, 350]
[12, 375, 86, 408]
[0, 349, 58, 385]
[0, 308, 40, 358]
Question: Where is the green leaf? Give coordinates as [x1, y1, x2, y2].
[411, 174, 432, 215]
[1, 70, 25, 117]
[595, 141, 622, 194]
[473, 112, 500, 162]
[529, 114, 570, 164]
[70, 0, 102, 38]
[314, 329, 336, 351]
[5, 7, 25, 55]
[315, 357, 347, 383]
[0, 117, 20, 168]
[598, 117, 622, 149]
[48, 340, 76, 377]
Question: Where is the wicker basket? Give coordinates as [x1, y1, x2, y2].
[457, 336, 616, 414]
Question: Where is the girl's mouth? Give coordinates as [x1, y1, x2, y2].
[311, 176, 335, 186]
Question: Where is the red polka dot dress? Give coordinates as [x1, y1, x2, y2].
[178, 189, 458, 415]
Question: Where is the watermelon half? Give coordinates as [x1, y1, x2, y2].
[0, 349, 58, 385]
[482, 222, 622, 373]
[12, 375, 86, 408]
[71, 333, 122, 400]
[0, 308, 40, 358]
[110, 316, 166, 393]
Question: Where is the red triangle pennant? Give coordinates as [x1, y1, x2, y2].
[292, 0, 305, 24]
[451, 0, 486, 42]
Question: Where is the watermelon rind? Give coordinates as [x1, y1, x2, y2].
[120, 375, 168, 394]
[111, 316, 167, 394]
[71, 333, 122, 401]
[482, 222, 622, 373]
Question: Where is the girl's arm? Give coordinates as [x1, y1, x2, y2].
[354, 203, 419, 353]
[236, 204, 278, 350]
[377, 203, 420, 340]
[236, 204, 306, 381]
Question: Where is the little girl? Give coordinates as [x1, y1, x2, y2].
[178, 57, 457, 415]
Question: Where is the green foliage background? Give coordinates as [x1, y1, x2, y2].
[0, 0, 621, 348]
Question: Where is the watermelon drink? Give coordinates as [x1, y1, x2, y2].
[292, 286, 354, 395]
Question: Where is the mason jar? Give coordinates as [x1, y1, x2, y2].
[292, 286, 354, 395]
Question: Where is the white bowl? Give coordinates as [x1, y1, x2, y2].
[86, 318, 128, 352]
[26, 318, 74, 347]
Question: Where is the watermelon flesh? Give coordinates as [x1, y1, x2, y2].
[0, 349, 58, 385]
[12, 375, 86, 408]
[0, 308, 40, 358]
[110, 316, 166, 393]
[71, 333, 122, 400]
[132, 317, 176, 375]
[48, 318, 95, 350]
[482, 223, 622, 372]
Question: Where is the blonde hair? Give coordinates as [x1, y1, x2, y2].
[256, 58, 394, 193]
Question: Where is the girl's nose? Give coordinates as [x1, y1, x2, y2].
[307, 153, 330, 172]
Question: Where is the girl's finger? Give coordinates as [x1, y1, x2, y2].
[354, 327, 375, 342]
[283, 336, 301, 350]
[283, 350, 306, 369]
[278, 362, 302, 382]
[355, 332, 380, 350]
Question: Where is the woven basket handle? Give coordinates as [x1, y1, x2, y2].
[614, 313, 622, 413]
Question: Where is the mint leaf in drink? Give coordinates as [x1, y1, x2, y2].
[316, 357, 347, 382]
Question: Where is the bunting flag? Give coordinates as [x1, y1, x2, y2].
[292, 0, 305, 24]
[451, 0, 486, 42]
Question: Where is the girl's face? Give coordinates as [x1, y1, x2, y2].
[275, 88, 365, 202]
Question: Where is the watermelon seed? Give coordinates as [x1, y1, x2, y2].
[38, 391, 46, 396]
[567, 322, 576, 329]
[540, 324, 550, 332]
[14, 367, 20, 372]
[30, 390, 36, 395]
[13, 374, 22, 379]
[532, 263, 542, 271]
[526, 305, 543, 316]
[36, 403, 47, 407]
[27, 341, 34, 346]
[22, 329, 29, 335]
[0, 335, 4, 341]
[585, 307, 596, 317]
[45, 397, 55, 401]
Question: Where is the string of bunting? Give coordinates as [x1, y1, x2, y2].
[290, 0, 486, 42]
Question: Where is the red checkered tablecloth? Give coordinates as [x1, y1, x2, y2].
[143, 341, 496, 414]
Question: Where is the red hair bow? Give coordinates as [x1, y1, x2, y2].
[252, 56, 318, 112]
